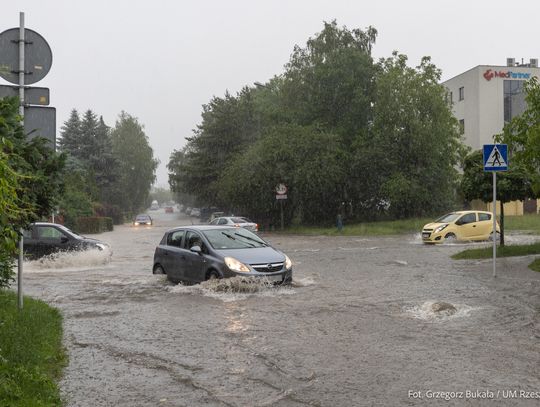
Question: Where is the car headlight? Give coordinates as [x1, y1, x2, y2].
[134, 222, 139, 225]
[284, 255, 292, 270]
[224, 257, 251, 273]
[95, 243, 107, 251]
[434, 224, 448, 233]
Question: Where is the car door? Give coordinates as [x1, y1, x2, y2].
[476, 212, 493, 239]
[455, 213, 478, 240]
[35, 225, 73, 257]
[161, 230, 186, 282]
[183, 231, 206, 282]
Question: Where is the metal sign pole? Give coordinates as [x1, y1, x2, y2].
[17, 12, 25, 310]
[492, 171, 497, 278]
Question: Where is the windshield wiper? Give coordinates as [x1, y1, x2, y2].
[221, 232, 236, 240]
[234, 233, 267, 247]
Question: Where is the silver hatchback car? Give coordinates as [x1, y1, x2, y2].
[153, 225, 292, 284]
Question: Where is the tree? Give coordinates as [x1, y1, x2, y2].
[218, 124, 346, 226]
[110, 112, 159, 213]
[354, 53, 465, 219]
[91, 116, 118, 203]
[57, 109, 82, 157]
[0, 97, 65, 287]
[461, 150, 534, 245]
[498, 77, 540, 194]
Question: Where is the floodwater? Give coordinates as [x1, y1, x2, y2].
[19, 210, 540, 406]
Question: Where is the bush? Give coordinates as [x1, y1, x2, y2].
[75, 216, 113, 234]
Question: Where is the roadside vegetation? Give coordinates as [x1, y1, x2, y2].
[451, 214, 540, 272]
[285, 218, 433, 236]
[0, 290, 66, 406]
[168, 21, 465, 227]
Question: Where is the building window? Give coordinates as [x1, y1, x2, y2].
[458, 86, 464, 101]
[459, 119, 465, 134]
[504, 80, 526, 122]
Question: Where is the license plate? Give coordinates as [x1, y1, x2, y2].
[263, 274, 283, 283]
[422, 232, 430, 238]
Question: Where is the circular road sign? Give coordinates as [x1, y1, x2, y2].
[0, 28, 52, 85]
[276, 183, 287, 195]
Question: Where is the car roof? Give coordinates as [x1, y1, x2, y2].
[165, 225, 238, 233]
[453, 210, 491, 215]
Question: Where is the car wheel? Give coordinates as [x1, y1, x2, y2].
[153, 264, 165, 275]
[444, 233, 457, 242]
[489, 231, 500, 241]
[206, 270, 220, 281]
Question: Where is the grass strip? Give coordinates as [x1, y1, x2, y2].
[285, 218, 433, 236]
[528, 258, 540, 272]
[451, 242, 540, 260]
[0, 290, 66, 406]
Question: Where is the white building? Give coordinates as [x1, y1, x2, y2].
[443, 59, 540, 149]
[443, 58, 540, 214]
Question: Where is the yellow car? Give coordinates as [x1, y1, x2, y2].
[422, 210, 500, 244]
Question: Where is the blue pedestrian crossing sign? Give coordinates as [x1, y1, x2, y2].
[483, 144, 508, 171]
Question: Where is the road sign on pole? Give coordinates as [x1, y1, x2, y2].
[483, 144, 508, 172]
[0, 84, 49, 105]
[483, 144, 508, 278]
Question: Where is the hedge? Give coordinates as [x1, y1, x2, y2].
[75, 216, 113, 234]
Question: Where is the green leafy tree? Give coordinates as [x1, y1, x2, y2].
[218, 124, 345, 226]
[354, 52, 465, 219]
[110, 112, 159, 213]
[0, 97, 64, 287]
[461, 150, 534, 245]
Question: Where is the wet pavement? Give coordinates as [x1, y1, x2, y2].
[20, 210, 540, 406]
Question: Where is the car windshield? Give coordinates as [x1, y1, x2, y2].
[136, 215, 149, 221]
[203, 228, 267, 249]
[434, 213, 461, 223]
[56, 224, 81, 238]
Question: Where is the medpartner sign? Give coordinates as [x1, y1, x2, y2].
[483, 69, 531, 81]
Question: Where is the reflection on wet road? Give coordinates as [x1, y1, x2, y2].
[21, 210, 540, 406]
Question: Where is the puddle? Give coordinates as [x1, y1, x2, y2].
[405, 301, 477, 322]
[23, 248, 112, 272]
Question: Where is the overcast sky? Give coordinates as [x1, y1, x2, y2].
[1, 0, 539, 186]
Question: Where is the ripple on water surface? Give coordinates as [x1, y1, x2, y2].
[405, 301, 478, 322]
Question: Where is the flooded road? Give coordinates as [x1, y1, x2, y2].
[21, 211, 540, 406]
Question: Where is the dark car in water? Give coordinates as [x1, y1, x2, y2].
[22, 222, 110, 259]
[153, 225, 292, 284]
[133, 213, 153, 226]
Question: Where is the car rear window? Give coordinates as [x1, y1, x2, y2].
[478, 213, 491, 221]
[231, 217, 247, 223]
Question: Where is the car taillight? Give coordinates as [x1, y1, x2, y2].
[234, 224, 240, 227]
[255, 224, 258, 231]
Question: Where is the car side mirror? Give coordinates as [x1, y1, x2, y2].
[60, 236, 69, 243]
[455, 220, 463, 226]
[190, 245, 202, 255]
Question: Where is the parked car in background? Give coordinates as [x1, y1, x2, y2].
[133, 214, 152, 226]
[153, 225, 292, 284]
[150, 200, 159, 210]
[22, 222, 110, 259]
[421, 210, 500, 244]
[185, 207, 192, 216]
[165, 206, 174, 213]
[209, 211, 224, 222]
[190, 208, 201, 217]
[208, 216, 258, 232]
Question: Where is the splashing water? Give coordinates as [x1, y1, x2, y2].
[405, 301, 476, 322]
[23, 248, 112, 272]
[167, 276, 297, 302]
